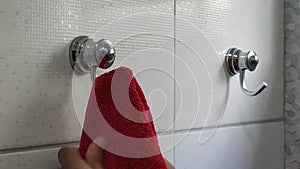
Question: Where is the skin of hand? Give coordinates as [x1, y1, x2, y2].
[58, 143, 175, 169]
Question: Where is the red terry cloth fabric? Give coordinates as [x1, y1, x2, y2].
[78, 67, 167, 169]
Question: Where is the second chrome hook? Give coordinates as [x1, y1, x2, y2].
[225, 47, 268, 96]
[69, 36, 116, 81]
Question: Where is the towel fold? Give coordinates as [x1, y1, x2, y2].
[79, 67, 167, 169]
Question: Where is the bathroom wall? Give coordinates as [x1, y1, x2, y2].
[285, 0, 300, 168]
[0, 0, 284, 169]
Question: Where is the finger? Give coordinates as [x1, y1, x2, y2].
[164, 158, 175, 169]
[85, 142, 105, 169]
[58, 147, 92, 169]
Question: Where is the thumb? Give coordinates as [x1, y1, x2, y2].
[85, 142, 105, 169]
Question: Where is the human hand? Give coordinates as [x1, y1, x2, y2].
[58, 142, 104, 169]
[58, 143, 174, 169]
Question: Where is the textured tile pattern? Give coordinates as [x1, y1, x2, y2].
[0, 0, 287, 168]
[285, 0, 300, 168]
[0, 148, 60, 169]
[175, 0, 283, 130]
[0, 0, 174, 150]
[0, 0, 82, 150]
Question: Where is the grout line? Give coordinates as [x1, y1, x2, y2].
[173, 0, 177, 135]
[173, 0, 176, 166]
[157, 118, 283, 136]
[0, 118, 283, 155]
[0, 141, 79, 155]
[283, 1, 287, 169]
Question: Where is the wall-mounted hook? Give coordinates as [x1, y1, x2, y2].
[69, 36, 116, 81]
[225, 47, 268, 96]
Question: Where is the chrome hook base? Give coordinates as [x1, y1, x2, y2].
[225, 47, 268, 96]
[69, 36, 116, 81]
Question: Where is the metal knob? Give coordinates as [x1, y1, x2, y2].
[69, 36, 116, 81]
[225, 47, 268, 96]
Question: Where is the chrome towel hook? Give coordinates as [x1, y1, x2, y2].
[69, 36, 116, 81]
[225, 47, 268, 96]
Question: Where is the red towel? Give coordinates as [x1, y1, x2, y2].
[78, 67, 167, 169]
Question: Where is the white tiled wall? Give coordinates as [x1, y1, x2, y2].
[175, 0, 284, 131]
[174, 122, 284, 169]
[0, 148, 60, 169]
[0, 137, 173, 169]
[0, 0, 175, 151]
[0, 0, 284, 169]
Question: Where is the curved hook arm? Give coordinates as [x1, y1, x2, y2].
[239, 69, 268, 96]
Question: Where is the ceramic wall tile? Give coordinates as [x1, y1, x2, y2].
[175, 0, 284, 130]
[0, 0, 174, 150]
[0, 134, 173, 169]
[0, 148, 60, 169]
[0, 0, 288, 168]
[174, 122, 284, 169]
[158, 133, 174, 165]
